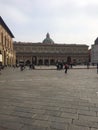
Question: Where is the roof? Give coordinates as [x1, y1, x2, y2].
[42, 33, 54, 44]
[94, 37, 98, 45]
[14, 41, 88, 48]
[0, 16, 14, 38]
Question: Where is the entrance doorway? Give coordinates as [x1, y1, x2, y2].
[32, 56, 37, 65]
[38, 59, 43, 65]
[67, 56, 71, 64]
[44, 59, 49, 65]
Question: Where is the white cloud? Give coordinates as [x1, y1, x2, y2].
[0, 0, 98, 47]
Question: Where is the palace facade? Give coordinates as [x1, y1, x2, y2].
[91, 37, 98, 64]
[0, 16, 16, 66]
[14, 33, 89, 66]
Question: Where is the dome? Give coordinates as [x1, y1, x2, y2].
[42, 33, 54, 44]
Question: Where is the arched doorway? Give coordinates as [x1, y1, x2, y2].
[50, 59, 55, 65]
[32, 56, 37, 65]
[44, 59, 49, 65]
[25, 60, 31, 66]
[67, 56, 71, 64]
[38, 59, 43, 65]
[73, 59, 77, 65]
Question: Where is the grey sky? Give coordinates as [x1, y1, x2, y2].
[0, 0, 98, 48]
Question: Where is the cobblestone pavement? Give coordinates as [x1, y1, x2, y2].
[0, 66, 98, 130]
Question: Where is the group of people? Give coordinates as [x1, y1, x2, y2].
[56, 61, 98, 74]
[56, 62, 70, 74]
[0, 61, 98, 74]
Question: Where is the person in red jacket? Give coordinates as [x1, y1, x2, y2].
[64, 63, 68, 73]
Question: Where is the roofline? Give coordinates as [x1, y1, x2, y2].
[0, 16, 14, 38]
[14, 41, 89, 47]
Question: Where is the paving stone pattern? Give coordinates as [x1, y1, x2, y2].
[0, 66, 98, 130]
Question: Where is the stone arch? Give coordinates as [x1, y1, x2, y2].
[50, 59, 55, 65]
[73, 59, 77, 65]
[32, 56, 37, 65]
[44, 59, 49, 65]
[38, 59, 43, 65]
[25, 60, 31, 66]
[67, 56, 71, 64]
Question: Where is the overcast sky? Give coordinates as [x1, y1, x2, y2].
[0, 0, 98, 48]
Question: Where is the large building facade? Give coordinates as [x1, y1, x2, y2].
[0, 16, 16, 66]
[91, 37, 98, 64]
[14, 33, 89, 66]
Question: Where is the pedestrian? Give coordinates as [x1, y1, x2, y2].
[64, 63, 68, 73]
[87, 62, 90, 69]
[97, 63, 98, 74]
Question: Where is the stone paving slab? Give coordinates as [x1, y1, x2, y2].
[0, 67, 98, 130]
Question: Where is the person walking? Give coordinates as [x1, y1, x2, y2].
[64, 63, 68, 73]
[87, 62, 90, 69]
